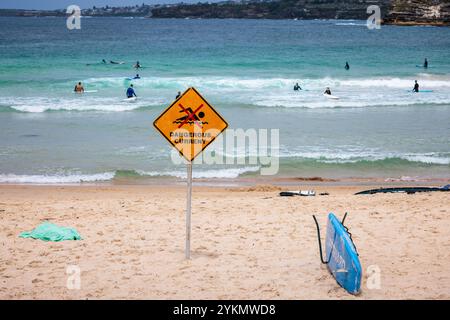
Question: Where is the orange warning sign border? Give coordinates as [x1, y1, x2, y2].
[153, 87, 229, 162]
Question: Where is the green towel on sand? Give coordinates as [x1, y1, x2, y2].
[19, 222, 82, 242]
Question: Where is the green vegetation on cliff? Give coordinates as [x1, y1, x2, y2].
[1, 1, 448, 26]
[151, 0, 391, 20]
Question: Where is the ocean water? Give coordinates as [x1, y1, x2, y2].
[0, 17, 449, 183]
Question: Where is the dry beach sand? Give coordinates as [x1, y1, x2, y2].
[0, 183, 449, 300]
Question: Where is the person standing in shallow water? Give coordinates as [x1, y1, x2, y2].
[126, 84, 137, 98]
[413, 80, 419, 93]
[424, 58, 428, 69]
[74, 82, 84, 93]
[345, 62, 350, 70]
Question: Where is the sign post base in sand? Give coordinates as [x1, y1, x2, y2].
[153, 87, 228, 260]
[186, 161, 192, 259]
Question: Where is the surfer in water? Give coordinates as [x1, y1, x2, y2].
[345, 62, 350, 70]
[102, 59, 107, 64]
[424, 58, 428, 69]
[294, 83, 302, 91]
[126, 84, 137, 98]
[134, 61, 141, 69]
[413, 80, 419, 93]
[175, 91, 181, 99]
[74, 82, 84, 93]
[134, 74, 141, 79]
[324, 87, 332, 95]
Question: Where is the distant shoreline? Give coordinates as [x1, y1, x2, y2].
[1, 15, 448, 27]
[1, 0, 448, 27]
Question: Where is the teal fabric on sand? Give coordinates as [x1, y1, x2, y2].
[19, 222, 82, 242]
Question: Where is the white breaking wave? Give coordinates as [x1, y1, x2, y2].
[0, 96, 162, 113]
[339, 78, 450, 88]
[401, 155, 450, 165]
[252, 97, 450, 109]
[219, 147, 450, 165]
[0, 167, 261, 184]
[0, 172, 115, 184]
[282, 152, 450, 165]
[335, 22, 367, 26]
[82, 76, 293, 90]
[136, 166, 261, 179]
[82, 75, 450, 90]
[2, 76, 450, 112]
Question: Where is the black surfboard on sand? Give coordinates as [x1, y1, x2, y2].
[355, 185, 450, 195]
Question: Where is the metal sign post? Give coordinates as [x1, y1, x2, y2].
[153, 87, 228, 260]
[185, 161, 193, 259]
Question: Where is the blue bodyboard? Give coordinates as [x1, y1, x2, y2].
[325, 213, 362, 295]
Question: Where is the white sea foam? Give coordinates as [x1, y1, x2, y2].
[335, 22, 367, 26]
[2, 76, 450, 112]
[0, 172, 115, 184]
[0, 167, 261, 184]
[136, 166, 261, 179]
[279, 149, 450, 165]
[339, 78, 450, 88]
[0, 97, 161, 113]
[219, 147, 450, 165]
[81, 76, 450, 90]
[401, 154, 450, 165]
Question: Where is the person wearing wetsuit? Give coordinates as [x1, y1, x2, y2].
[74, 82, 84, 93]
[175, 91, 181, 99]
[294, 83, 302, 91]
[424, 58, 428, 69]
[134, 61, 141, 69]
[102, 59, 107, 64]
[134, 74, 140, 79]
[324, 87, 332, 95]
[126, 84, 137, 98]
[345, 62, 350, 70]
[413, 80, 419, 93]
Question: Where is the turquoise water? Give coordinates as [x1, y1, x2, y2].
[0, 17, 449, 183]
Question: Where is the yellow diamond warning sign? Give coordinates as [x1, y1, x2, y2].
[153, 87, 228, 162]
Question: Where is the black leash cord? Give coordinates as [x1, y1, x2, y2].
[341, 212, 359, 257]
[312, 215, 329, 264]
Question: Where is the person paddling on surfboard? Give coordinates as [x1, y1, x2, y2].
[413, 80, 419, 93]
[294, 83, 302, 91]
[324, 87, 332, 95]
[134, 74, 140, 79]
[74, 82, 84, 93]
[126, 84, 137, 98]
[345, 62, 350, 70]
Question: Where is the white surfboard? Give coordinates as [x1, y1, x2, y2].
[324, 93, 340, 100]
[123, 97, 138, 102]
[73, 90, 98, 94]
